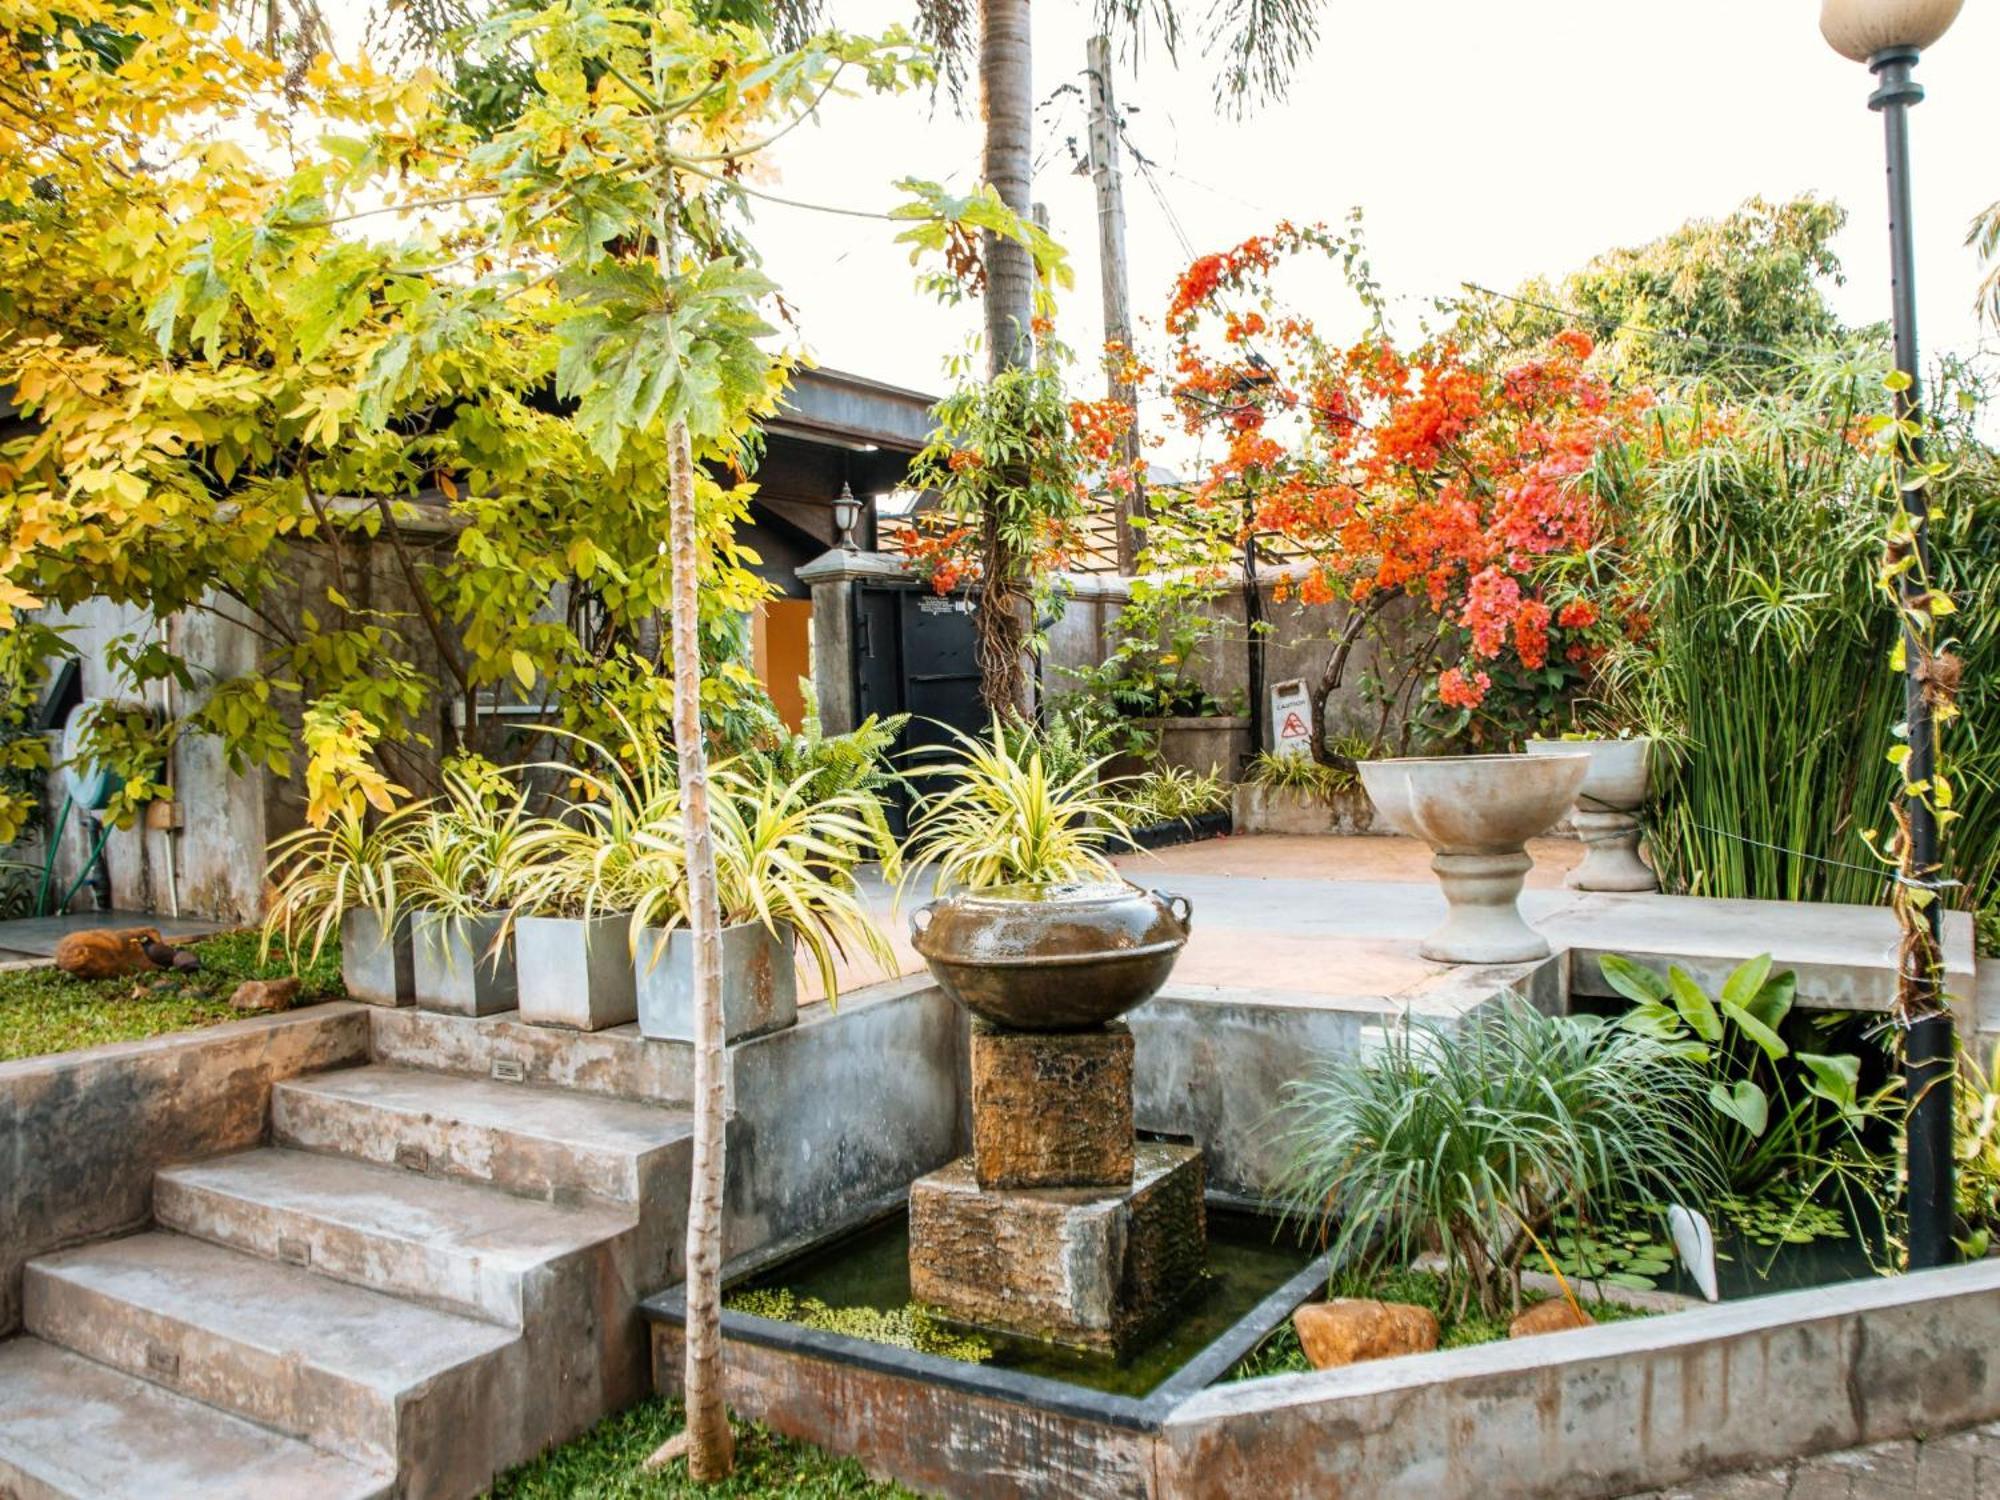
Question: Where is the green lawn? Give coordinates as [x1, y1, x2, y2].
[0, 928, 343, 1063]
[487, 1399, 913, 1499]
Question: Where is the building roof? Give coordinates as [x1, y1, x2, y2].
[768, 367, 940, 454]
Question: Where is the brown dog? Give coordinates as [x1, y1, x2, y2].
[53, 927, 166, 980]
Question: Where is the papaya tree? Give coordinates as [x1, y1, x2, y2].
[5, 0, 1062, 1477]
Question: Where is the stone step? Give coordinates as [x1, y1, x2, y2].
[0, 1337, 392, 1500]
[154, 1147, 637, 1327]
[367, 1005, 692, 1105]
[23, 1232, 518, 1492]
[271, 1064, 693, 1204]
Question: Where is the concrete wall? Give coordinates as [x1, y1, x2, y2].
[723, 977, 966, 1257]
[0, 1003, 370, 1336]
[1155, 1258, 2000, 1500]
[810, 555, 1418, 753]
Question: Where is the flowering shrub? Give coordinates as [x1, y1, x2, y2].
[1163, 224, 1648, 749]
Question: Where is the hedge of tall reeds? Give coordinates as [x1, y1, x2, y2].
[1601, 355, 2000, 921]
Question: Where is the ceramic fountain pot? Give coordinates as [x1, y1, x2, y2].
[909, 880, 1193, 1031]
[1358, 752, 1590, 964]
[1527, 737, 1657, 893]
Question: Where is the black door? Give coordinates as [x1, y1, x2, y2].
[854, 584, 985, 834]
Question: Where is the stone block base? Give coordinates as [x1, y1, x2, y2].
[907, 1141, 1206, 1354]
[971, 1022, 1134, 1189]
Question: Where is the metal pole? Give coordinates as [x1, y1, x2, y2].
[1870, 44, 1954, 1270]
[1085, 35, 1145, 575]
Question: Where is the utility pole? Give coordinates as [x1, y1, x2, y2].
[1085, 35, 1143, 575]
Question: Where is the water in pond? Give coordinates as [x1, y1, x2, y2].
[738, 1209, 1316, 1399]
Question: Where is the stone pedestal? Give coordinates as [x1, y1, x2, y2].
[908, 1142, 1205, 1354]
[971, 1022, 1133, 1189]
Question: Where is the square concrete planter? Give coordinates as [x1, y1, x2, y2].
[636, 921, 796, 1044]
[410, 910, 518, 1017]
[339, 908, 413, 1006]
[514, 913, 639, 1032]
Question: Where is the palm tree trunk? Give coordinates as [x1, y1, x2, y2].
[667, 411, 734, 1481]
[980, 0, 1033, 375]
[977, 0, 1034, 719]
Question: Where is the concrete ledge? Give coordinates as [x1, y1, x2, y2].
[1231, 783, 1383, 837]
[1156, 1259, 2000, 1500]
[0, 1003, 370, 1336]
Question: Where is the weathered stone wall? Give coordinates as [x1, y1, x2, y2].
[0, 1004, 369, 1335]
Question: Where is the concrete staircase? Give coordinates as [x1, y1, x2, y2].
[0, 1051, 694, 1500]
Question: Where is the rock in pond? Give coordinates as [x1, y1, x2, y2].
[1292, 1298, 1439, 1369]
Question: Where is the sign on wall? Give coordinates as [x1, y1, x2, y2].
[1270, 679, 1314, 761]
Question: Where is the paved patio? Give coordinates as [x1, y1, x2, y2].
[843, 833, 1980, 1029]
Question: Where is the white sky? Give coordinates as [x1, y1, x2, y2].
[738, 0, 2000, 403]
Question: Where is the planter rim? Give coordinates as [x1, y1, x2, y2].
[1524, 735, 1655, 747]
[1367, 751, 1589, 767]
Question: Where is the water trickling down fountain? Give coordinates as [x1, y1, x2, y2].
[908, 880, 1203, 1352]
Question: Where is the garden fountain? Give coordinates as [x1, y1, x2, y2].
[908, 880, 1204, 1352]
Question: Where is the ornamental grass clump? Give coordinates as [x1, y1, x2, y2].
[1276, 998, 1721, 1318]
[1128, 765, 1231, 825]
[901, 721, 1140, 891]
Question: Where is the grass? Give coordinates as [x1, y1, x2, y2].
[1226, 1268, 1659, 1382]
[0, 928, 344, 1063]
[487, 1397, 913, 1499]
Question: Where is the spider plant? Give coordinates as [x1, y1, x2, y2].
[1275, 997, 1720, 1318]
[627, 763, 898, 1009]
[901, 721, 1139, 893]
[1129, 764, 1230, 825]
[1246, 749, 1358, 802]
[262, 800, 420, 968]
[392, 765, 536, 921]
[502, 749, 678, 922]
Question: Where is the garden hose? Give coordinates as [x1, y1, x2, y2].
[51, 815, 117, 917]
[32, 794, 72, 918]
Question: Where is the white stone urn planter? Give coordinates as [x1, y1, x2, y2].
[1358, 753, 1590, 964]
[1527, 737, 1658, 893]
[635, 920, 797, 1044]
[339, 908, 412, 1006]
[514, 913, 638, 1031]
[410, 910, 518, 1016]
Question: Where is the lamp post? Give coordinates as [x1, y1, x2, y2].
[832, 480, 861, 552]
[1821, 0, 1961, 1270]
